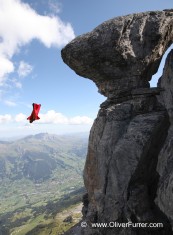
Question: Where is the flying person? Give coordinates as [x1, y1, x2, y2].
[27, 103, 41, 123]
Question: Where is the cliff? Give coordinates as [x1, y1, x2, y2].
[61, 10, 173, 235]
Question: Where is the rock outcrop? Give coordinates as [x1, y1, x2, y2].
[61, 10, 173, 235]
[156, 48, 173, 230]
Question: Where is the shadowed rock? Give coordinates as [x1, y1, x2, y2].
[155, 49, 173, 230]
[62, 9, 173, 235]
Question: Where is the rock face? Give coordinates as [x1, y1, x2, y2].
[156, 48, 173, 230]
[61, 10, 173, 235]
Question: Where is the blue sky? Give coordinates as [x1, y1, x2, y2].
[0, 0, 173, 138]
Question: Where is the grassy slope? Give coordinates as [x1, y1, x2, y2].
[10, 188, 85, 235]
[0, 133, 88, 235]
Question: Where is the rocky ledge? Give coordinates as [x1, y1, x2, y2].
[62, 10, 173, 235]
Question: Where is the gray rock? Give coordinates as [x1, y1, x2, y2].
[63, 215, 73, 223]
[156, 126, 173, 229]
[155, 50, 173, 230]
[158, 50, 173, 124]
[62, 9, 173, 98]
[61, 9, 173, 235]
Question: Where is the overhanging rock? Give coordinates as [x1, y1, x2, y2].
[62, 9, 173, 235]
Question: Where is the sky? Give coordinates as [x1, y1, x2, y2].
[0, 0, 173, 138]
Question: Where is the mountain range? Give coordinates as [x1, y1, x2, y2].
[0, 132, 88, 235]
[0, 132, 88, 181]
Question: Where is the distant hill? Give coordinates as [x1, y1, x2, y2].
[0, 132, 88, 181]
[0, 133, 88, 234]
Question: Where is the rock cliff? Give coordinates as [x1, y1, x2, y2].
[61, 10, 173, 235]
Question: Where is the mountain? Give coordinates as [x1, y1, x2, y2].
[0, 133, 88, 235]
[0, 132, 88, 181]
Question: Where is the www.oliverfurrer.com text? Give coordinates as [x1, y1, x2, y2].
[81, 221, 163, 228]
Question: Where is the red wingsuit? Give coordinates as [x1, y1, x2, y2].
[27, 103, 41, 123]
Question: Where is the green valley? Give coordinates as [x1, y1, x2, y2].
[0, 133, 88, 235]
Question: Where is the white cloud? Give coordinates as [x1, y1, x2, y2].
[39, 110, 93, 125]
[39, 110, 68, 124]
[15, 113, 27, 122]
[69, 116, 93, 125]
[48, 0, 61, 14]
[0, 114, 12, 123]
[13, 79, 22, 88]
[0, 110, 93, 125]
[17, 61, 33, 77]
[4, 100, 17, 107]
[0, 56, 14, 84]
[0, 0, 75, 83]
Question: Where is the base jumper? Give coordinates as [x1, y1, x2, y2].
[27, 103, 41, 123]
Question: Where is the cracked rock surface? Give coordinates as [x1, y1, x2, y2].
[62, 9, 173, 235]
